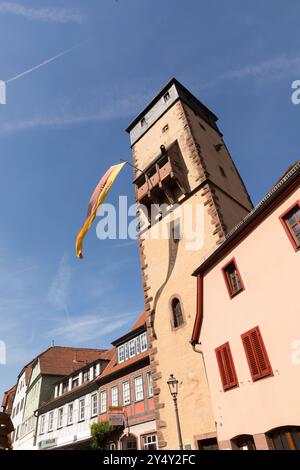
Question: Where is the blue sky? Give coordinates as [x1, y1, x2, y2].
[0, 0, 299, 397]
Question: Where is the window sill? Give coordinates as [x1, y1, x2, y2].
[135, 398, 144, 404]
[252, 372, 273, 382]
[229, 288, 244, 299]
[171, 322, 186, 331]
[223, 384, 239, 392]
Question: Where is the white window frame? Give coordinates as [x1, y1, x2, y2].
[136, 336, 141, 354]
[48, 411, 54, 432]
[122, 381, 131, 406]
[67, 403, 73, 425]
[118, 345, 125, 363]
[78, 398, 85, 422]
[57, 407, 63, 429]
[124, 343, 129, 361]
[140, 332, 148, 352]
[83, 370, 90, 382]
[134, 376, 144, 402]
[147, 372, 154, 397]
[111, 386, 119, 407]
[129, 339, 136, 358]
[91, 393, 98, 417]
[72, 376, 79, 389]
[40, 415, 45, 435]
[100, 390, 107, 413]
[142, 433, 158, 450]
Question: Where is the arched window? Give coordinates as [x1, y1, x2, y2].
[267, 426, 300, 450]
[121, 434, 138, 450]
[231, 434, 256, 450]
[171, 298, 184, 329]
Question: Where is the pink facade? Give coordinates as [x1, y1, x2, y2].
[193, 165, 300, 450]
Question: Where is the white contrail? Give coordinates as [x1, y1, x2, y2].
[5, 39, 89, 83]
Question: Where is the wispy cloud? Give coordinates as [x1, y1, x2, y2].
[47, 254, 71, 313]
[0, 91, 151, 134]
[47, 314, 130, 343]
[223, 55, 300, 81]
[0, 2, 84, 23]
[199, 54, 300, 92]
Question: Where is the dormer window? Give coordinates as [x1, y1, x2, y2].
[83, 370, 90, 382]
[118, 345, 125, 363]
[117, 332, 148, 364]
[129, 339, 136, 358]
[71, 376, 79, 389]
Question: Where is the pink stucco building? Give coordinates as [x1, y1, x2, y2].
[192, 161, 300, 450]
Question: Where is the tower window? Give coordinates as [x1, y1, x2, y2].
[163, 92, 170, 103]
[171, 298, 184, 329]
[162, 124, 169, 133]
[219, 166, 226, 177]
[215, 143, 223, 152]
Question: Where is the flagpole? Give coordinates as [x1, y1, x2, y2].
[120, 158, 144, 174]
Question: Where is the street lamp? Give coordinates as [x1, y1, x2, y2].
[167, 374, 183, 450]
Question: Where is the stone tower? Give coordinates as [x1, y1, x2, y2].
[126, 78, 253, 450]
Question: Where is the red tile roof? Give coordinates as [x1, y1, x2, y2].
[37, 346, 111, 376]
[130, 311, 146, 331]
[24, 363, 33, 385]
[37, 349, 115, 411]
[1, 385, 16, 412]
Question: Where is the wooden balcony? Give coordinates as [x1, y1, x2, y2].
[135, 141, 188, 205]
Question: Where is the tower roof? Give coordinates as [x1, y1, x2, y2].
[126, 78, 219, 146]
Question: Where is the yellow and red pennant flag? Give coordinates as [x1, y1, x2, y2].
[76, 162, 126, 259]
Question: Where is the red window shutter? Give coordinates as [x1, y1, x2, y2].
[241, 326, 272, 381]
[215, 342, 238, 391]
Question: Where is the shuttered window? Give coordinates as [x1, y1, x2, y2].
[215, 342, 239, 391]
[241, 326, 272, 381]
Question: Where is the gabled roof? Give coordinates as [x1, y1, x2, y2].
[34, 346, 111, 377]
[1, 385, 16, 410]
[24, 363, 33, 385]
[126, 77, 218, 133]
[52, 349, 114, 386]
[36, 349, 114, 413]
